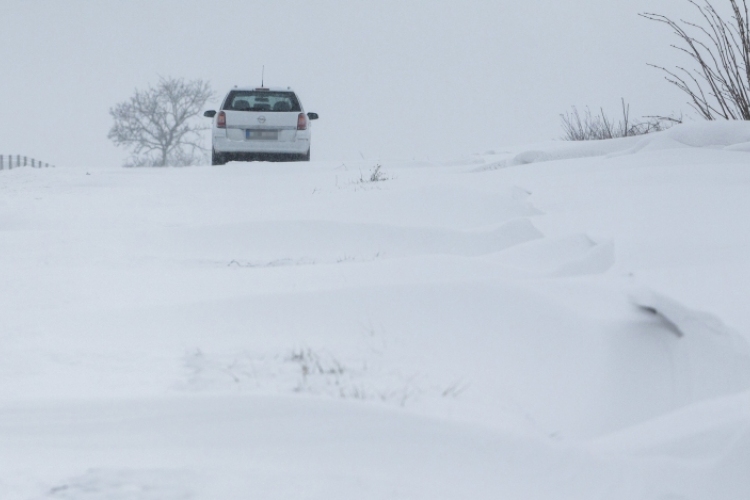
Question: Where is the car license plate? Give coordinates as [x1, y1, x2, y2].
[246, 129, 278, 140]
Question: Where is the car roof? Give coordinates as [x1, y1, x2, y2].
[229, 86, 296, 93]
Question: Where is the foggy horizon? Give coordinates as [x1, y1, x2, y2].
[2, 0, 689, 167]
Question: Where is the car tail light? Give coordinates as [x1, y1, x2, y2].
[217, 111, 226, 129]
[297, 113, 307, 131]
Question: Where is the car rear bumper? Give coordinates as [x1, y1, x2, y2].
[213, 136, 310, 155]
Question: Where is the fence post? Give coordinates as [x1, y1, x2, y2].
[0, 156, 56, 171]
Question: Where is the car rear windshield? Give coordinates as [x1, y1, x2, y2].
[222, 91, 301, 112]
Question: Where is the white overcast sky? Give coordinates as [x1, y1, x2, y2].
[0, 0, 694, 167]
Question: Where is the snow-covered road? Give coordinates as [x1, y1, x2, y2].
[2, 122, 750, 499]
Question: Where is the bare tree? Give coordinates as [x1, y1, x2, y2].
[108, 77, 215, 166]
[642, 0, 750, 120]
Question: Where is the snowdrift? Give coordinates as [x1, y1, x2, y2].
[1, 121, 749, 499]
[481, 120, 750, 169]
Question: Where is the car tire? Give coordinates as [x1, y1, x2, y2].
[301, 149, 311, 162]
[212, 149, 226, 165]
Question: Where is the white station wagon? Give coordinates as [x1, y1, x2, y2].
[204, 87, 319, 164]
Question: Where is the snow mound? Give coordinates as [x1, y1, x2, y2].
[665, 121, 750, 147]
[488, 234, 615, 277]
[631, 287, 750, 404]
[477, 136, 642, 169]
[612, 121, 750, 157]
[485, 121, 750, 168]
[590, 390, 750, 500]
[191, 217, 544, 265]
[508, 138, 638, 166]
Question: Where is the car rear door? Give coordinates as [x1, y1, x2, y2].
[222, 91, 302, 143]
[223, 111, 299, 142]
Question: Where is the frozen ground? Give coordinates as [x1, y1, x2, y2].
[1, 122, 750, 499]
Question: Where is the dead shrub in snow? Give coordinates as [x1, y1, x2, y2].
[359, 163, 388, 183]
[561, 99, 679, 141]
[108, 77, 215, 167]
[642, 0, 750, 120]
[182, 346, 468, 408]
[288, 348, 346, 383]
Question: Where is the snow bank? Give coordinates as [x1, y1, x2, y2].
[477, 135, 643, 169]
[612, 121, 750, 156]
[482, 121, 750, 168]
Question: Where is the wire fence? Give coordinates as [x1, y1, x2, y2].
[0, 155, 55, 170]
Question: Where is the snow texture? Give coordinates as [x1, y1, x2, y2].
[1, 122, 750, 499]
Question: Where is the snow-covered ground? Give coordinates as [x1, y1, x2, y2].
[2, 122, 750, 499]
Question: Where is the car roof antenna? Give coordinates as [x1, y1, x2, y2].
[261, 65, 265, 87]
